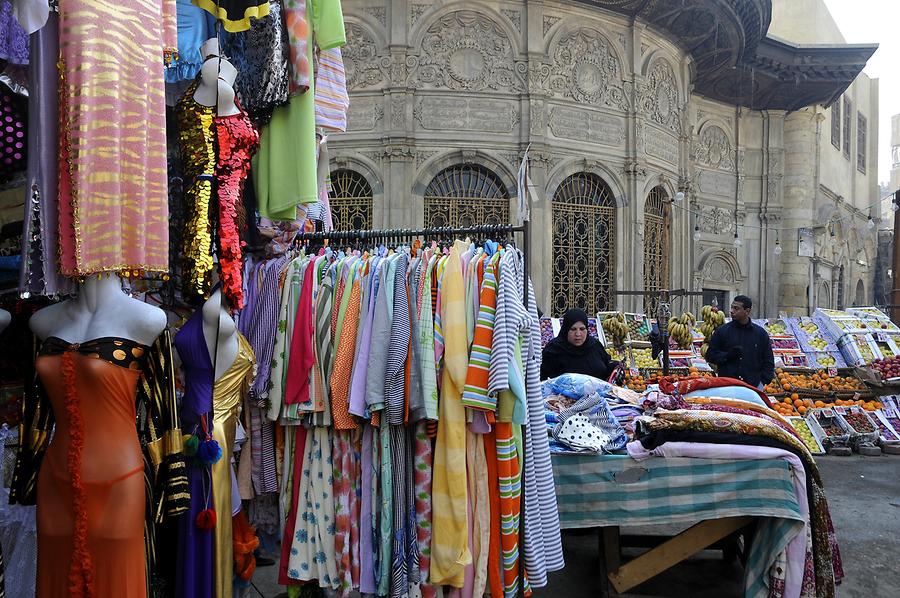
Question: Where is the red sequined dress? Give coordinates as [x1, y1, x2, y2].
[214, 109, 259, 309]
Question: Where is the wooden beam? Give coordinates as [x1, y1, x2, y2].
[607, 517, 753, 594]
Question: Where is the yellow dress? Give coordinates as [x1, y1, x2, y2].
[212, 334, 256, 598]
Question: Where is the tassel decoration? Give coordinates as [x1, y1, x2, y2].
[184, 434, 199, 457]
[197, 438, 223, 465]
[195, 508, 217, 531]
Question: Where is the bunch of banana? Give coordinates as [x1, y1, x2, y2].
[698, 305, 726, 356]
[697, 305, 726, 339]
[667, 312, 695, 348]
[601, 313, 629, 347]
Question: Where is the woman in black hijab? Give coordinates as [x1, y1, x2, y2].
[540, 308, 619, 380]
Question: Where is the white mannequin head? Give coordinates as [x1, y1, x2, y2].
[194, 37, 240, 116]
[199, 38, 238, 88]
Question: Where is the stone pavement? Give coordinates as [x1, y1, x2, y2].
[250, 455, 900, 597]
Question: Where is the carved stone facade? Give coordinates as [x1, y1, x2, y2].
[330, 0, 879, 316]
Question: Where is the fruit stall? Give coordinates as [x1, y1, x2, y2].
[541, 306, 900, 456]
[760, 318, 808, 368]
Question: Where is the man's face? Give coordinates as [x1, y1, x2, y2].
[568, 322, 588, 346]
[730, 301, 750, 322]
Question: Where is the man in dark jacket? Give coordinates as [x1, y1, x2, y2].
[705, 295, 775, 388]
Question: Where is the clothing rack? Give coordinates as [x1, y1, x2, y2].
[293, 223, 532, 307]
[295, 221, 533, 595]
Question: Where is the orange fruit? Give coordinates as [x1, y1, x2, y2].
[790, 393, 800, 401]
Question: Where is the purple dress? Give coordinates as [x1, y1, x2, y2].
[173, 311, 215, 598]
[18, 12, 74, 297]
[0, 0, 28, 65]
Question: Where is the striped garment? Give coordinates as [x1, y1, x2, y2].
[462, 252, 500, 410]
[495, 422, 522, 597]
[501, 250, 565, 587]
[265, 256, 303, 421]
[315, 47, 349, 132]
[385, 253, 411, 425]
[312, 260, 335, 426]
[430, 240, 472, 587]
[419, 253, 440, 421]
[247, 255, 290, 494]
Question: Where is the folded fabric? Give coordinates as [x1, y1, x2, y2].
[541, 373, 612, 400]
[684, 386, 768, 407]
[553, 413, 608, 452]
[553, 392, 627, 452]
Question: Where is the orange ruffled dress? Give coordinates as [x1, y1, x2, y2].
[35, 337, 150, 598]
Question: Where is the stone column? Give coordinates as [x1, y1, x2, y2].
[523, 0, 552, 311]
[779, 109, 821, 314]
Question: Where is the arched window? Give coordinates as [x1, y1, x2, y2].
[424, 164, 510, 228]
[855, 279, 865, 306]
[818, 281, 832, 309]
[329, 169, 373, 231]
[551, 173, 617, 315]
[643, 187, 670, 315]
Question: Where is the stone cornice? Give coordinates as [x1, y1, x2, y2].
[566, 0, 875, 111]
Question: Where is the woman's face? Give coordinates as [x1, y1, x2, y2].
[567, 322, 588, 346]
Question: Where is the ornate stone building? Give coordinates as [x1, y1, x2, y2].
[327, 0, 878, 316]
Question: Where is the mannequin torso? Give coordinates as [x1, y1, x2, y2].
[0, 308, 10, 334]
[202, 288, 239, 379]
[194, 57, 240, 117]
[30, 274, 167, 345]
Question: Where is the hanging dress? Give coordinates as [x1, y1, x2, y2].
[34, 337, 152, 597]
[211, 334, 256, 598]
[57, 0, 176, 276]
[19, 12, 75, 297]
[220, 0, 289, 125]
[173, 312, 216, 598]
[192, 0, 269, 33]
[176, 85, 216, 300]
[214, 107, 259, 309]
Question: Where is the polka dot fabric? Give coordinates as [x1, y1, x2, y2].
[0, 86, 26, 184]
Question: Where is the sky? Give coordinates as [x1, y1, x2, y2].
[822, 0, 900, 185]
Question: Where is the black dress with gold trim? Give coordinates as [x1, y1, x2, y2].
[192, 0, 270, 33]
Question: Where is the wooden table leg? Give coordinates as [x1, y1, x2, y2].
[597, 526, 620, 598]
[607, 516, 753, 594]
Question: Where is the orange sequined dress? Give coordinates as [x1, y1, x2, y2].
[35, 337, 150, 598]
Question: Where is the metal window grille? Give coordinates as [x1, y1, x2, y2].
[551, 173, 616, 316]
[843, 98, 852, 160]
[831, 101, 841, 149]
[643, 186, 670, 315]
[423, 164, 510, 229]
[329, 169, 374, 231]
[857, 113, 867, 173]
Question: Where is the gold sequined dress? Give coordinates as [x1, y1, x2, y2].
[176, 85, 217, 299]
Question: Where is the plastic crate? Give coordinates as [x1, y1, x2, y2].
[807, 408, 852, 449]
[787, 416, 825, 455]
[872, 410, 900, 442]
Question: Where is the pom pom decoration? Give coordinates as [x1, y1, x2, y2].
[195, 508, 217, 531]
[184, 434, 200, 457]
[197, 438, 223, 465]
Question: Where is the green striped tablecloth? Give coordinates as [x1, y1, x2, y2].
[553, 453, 803, 528]
[552, 453, 806, 598]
